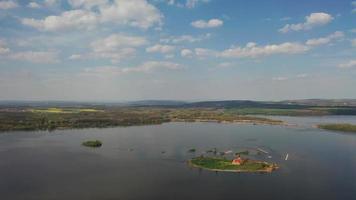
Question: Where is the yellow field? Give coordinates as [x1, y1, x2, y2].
[29, 108, 102, 113]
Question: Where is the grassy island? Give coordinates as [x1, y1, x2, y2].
[318, 123, 356, 133]
[189, 157, 278, 173]
[82, 140, 103, 147]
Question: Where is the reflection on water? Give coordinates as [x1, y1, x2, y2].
[0, 116, 356, 200]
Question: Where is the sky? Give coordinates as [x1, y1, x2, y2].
[0, 0, 355, 101]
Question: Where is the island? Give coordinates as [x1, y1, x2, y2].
[318, 123, 356, 133]
[82, 140, 103, 147]
[188, 156, 278, 173]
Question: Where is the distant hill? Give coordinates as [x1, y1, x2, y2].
[125, 100, 187, 106]
[181, 100, 306, 109]
[1, 99, 356, 108]
[281, 99, 356, 107]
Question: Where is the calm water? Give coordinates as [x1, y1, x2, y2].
[1, 116, 356, 200]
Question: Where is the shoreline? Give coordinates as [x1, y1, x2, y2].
[0, 117, 286, 133]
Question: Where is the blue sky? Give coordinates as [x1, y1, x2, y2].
[0, 0, 355, 101]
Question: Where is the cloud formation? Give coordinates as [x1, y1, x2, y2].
[84, 61, 181, 76]
[27, 2, 41, 9]
[90, 34, 148, 62]
[22, 0, 163, 31]
[181, 42, 310, 59]
[146, 44, 176, 53]
[9, 51, 60, 64]
[157, 0, 210, 9]
[22, 10, 98, 31]
[306, 31, 344, 46]
[338, 60, 356, 68]
[0, 0, 18, 9]
[279, 12, 333, 33]
[185, 0, 210, 8]
[352, 39, 356, 47]
[0, 40, 10, 54]
[160, 33, 211, 44]
[180, 49, 193, 57]
[191, 19, 223, 28]
[220, 42, 309, 58]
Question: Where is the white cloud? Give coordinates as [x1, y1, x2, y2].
[27, 2, 41, 8]
[183, 42, 310, 59]
[68, 0, 108, 9]
[164, 54, 174, 59]
[185, 0, 210, 8]
[338, 60, 356, 68]
[90, 34, 147, 62]
[279, 12, 333, 33]
[306, 31, 344, 46]
[0, 47, 10, 54]
[146, 44, 175, 53]
[180, 49, 193, 57]
[0, 0, 18, 9]
[0, 40, 58, 63]
[160, 33, 211, 44]
[272, 77, 289, 81]
[155, 0, 209, 8]
[22, 0, 163, 31]
[217, 62, 233, 68]
[9, 51, 60, 64]
[22, 10, 99, 31]
[352, 1, 356, 13]
[195, 48, 219, 57]
[91, 34, 147, 52]
[351, 39, 356, 47]
[83, 61, 181, 76]
[280, 17, 291, 21]
[191, 19, 223, 28]
[351, 29, 356, 33]
[220, 42, 309, 58]
[69, 54, 83, 60]
[296, 73, 309, 78]
[44, 0, 59, 6]
[0, 40, 10, 54]
[99, 0, 163, 29]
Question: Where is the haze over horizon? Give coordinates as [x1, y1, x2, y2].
[0, 0, 355, 101]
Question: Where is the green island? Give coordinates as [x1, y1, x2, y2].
[82, 140, 103, 147]
[317, 123, 356, 133]
[189, 157, 278, 173]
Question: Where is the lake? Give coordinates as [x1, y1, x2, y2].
[0, 116, 356, 200]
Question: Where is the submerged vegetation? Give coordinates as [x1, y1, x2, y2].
[82, 140, 102, 147]
[189, 157, 278, 173]
[318, 123, 356, 133]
